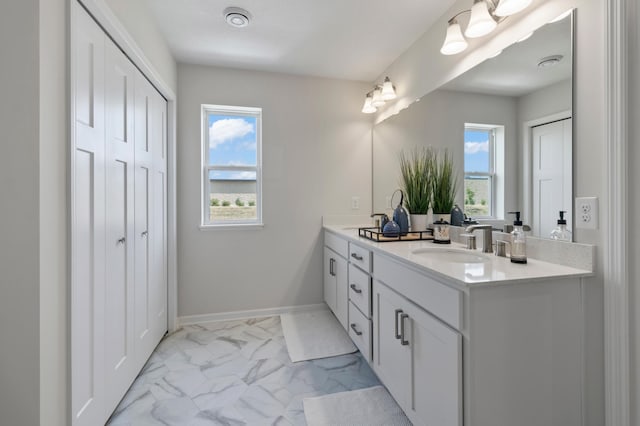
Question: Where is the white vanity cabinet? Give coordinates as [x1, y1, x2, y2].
[372, 251, 584, 426]
[347, 241, 373, 361]
[323, 233, 348, 329]
[373, 272, 462, 426]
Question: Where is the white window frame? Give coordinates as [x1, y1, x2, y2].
[464, 124, 501, 219]
[201, 104, 263, 229]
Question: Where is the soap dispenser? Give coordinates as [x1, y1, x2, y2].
[508, 211, 527, 264]
[550, 211, 572, 241]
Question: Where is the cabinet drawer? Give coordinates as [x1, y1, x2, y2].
[325, 231, 348, 258]
[348, 264, 371, 318]
[349, 242, 371, 272]
[348, 301, 372, 362]
[374, 253, 462, 330]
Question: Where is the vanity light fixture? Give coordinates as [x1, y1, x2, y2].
[361, 76, 397, 113]
[361, 92, 377, 114]
[440, 0, 531, 55]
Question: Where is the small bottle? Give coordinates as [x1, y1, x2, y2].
[550, 210, 572, 241]
[508, 211, 527, 264]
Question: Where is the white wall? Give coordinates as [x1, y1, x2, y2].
[0, 1, 41, 425]
[373, 0, 605, 424]
[177, 64, 371, 317]
[39, 0, 67, 424]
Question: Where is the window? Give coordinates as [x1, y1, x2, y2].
[202, 105, 262, 227]
[464, 124, 503, 218]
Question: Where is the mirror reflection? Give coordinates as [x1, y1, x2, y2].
[373, 12, 573, 240]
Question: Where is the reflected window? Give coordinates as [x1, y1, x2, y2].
[464, 124, 503, 218]
[202, 105, 262, 226]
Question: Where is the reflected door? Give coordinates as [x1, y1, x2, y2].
[532, 118, 572, 238]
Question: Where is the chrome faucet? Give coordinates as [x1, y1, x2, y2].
[464, 224, 493, 253]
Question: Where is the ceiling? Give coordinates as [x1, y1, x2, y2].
[146, 0, 457, 82]
[441, 16, 572, 97]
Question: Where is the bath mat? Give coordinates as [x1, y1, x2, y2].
[303, 385, 411, 426]
[281, 309, 356, 362]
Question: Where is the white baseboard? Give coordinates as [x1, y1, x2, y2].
[177, 303, 328, 327]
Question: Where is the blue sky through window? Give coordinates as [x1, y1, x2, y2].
[464, 129, 490, 173]
[208, 114, 257, 169]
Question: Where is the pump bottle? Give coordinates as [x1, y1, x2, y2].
[550, 211, 572, 241]
[508, 211, 527, 264]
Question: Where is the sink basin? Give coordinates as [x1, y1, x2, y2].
[411, 248, 489, 264]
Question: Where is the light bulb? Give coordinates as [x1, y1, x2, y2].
[361, 93, 376, 114]
[440, 19, 468, 55]
[380, 77, 397, 101]
[371, 87, 386, 107]
[465, 0, 497, 38]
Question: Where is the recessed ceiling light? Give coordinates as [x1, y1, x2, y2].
[224, 7, 251, 28]
[538, 55, 563, 68]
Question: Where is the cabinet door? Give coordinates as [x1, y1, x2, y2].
[372, 281, 411, 408]
[334, 255, 348, 330]
[323, 247, 337, 313]
[405, 301, 462, 426]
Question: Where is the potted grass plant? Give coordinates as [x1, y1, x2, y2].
[431, 148, 458, 224]
[399, 147, 434, 231]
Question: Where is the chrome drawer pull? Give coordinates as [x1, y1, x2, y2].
[351, 253, 364, 261]
[394, 309, 403, 339]
[400, 313, 409, 346]
[350, 323, 363, 336]
[117, 237, 126, 245]
[350, 284, 362, 294]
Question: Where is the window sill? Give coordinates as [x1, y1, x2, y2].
[199, 223, 264, 231]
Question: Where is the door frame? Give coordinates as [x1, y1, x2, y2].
[604, 0, 630, 425]
[521, 110, 572, 234]
[71, 0, 178, 333]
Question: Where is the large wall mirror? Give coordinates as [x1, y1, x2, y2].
[373, 11, 574, 240]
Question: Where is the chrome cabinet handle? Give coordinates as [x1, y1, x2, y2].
[394, 309, 403, 339]
[117, 237, 126, 245]
[329, 258, 335, 276]
[350, 284, 362, 294]
[351, 253, 363, 261]
[350, 323, 363, 336]
[400, 313, 409, 346]
[141, 230, 148, 237]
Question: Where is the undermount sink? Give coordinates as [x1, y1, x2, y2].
[411, 247, 489, 264]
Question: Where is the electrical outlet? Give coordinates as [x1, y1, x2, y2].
[575, 197, 598, 229]
[386, 196, 392, 209]
[351, 196, 360, 210]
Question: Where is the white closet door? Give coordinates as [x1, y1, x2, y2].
[150, 89, 168, 344]
[532, 118, 572, 238]
[71, 4, 106, 425]
[104, 38, 137, 413]
[134, 73, 157, 365]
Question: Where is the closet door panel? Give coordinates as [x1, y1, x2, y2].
[104, 38, 136, 412]
[71, 3, 106, 425]
[150, 91, 168, 342]
[134, 74, 157, 364]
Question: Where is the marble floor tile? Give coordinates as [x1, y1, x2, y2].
[107, 315, 381, 425]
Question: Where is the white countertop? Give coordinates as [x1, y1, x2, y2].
[324, 225, 593, 288]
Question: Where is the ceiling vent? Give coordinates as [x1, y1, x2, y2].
[224, 7, 251, 28]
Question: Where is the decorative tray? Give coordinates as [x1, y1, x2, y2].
[358, 227, 434, 243]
